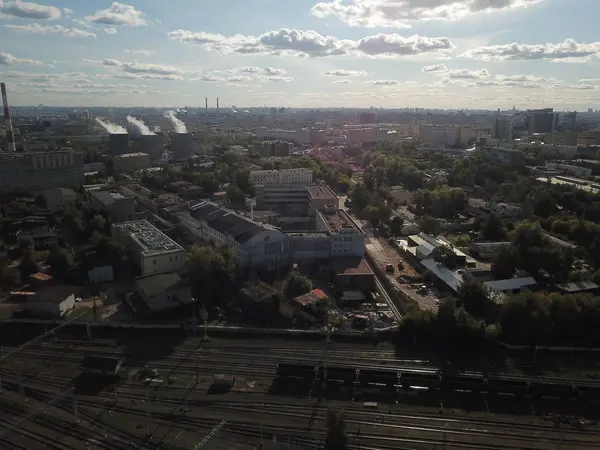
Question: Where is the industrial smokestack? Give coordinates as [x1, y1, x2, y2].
[1, 83, 16, 152]
[164, 110, 187, 133]
[205, 97, 208, 115]
[96, 117, 126, 134]
[126, 115, 155, 136]
[217, 97, 219, 116]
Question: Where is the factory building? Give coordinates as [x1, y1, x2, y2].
[178, 201, 290, 270]
[307, 185, 339, 215]
[250, 168, 313, 186]
[112, 220, 185, 276]
[109, 133, 130, 156]
[256, 185, 309, 218]
[88, 188, 136, 222]
[172, 132, 194, 160]
[0, 150, 84, 194]
[316, 209, 365, 257]
[113, 152, 150, 173]
[139, 134, 162, 161]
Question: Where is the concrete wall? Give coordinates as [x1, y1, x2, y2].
[139, 250, 185, 276]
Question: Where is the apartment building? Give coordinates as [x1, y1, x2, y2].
[111, 220, 185, 276]
[0, 150, 84, 194]
[250, 168, 313, 186]
[178, 201, 290, 270]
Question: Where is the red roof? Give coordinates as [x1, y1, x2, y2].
[293, 289, 328, 306]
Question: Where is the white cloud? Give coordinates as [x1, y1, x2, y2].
[265, 76, 294, 82]
[0, 0, 62, 20]
[124, 49, 155, 56]
[168, 28, 454, 58]
[422, 64, 448, 73]
[4, 22, 96, 37]
[63, 8, 74, 15]
[227, 75, 251, 82]
[311, 0, 542, 28]
[237, 66, 261, 73]
[552, 83, 597, 90]
[1, 71, 86, 80]
[365, 79, 399, 85]
[264, 67, 287, 75]
[83, 58, 186, 80]
[86, 2, 146, 27]
[445, 68, 490, 79]
[310, 0, 542, 29]
[322, 69, 368, 76]
[0, 51, 47, 66]
[460, 38, 600, 62]
[496, 74, 546, 83]
[333, 79, 352, 84]
[104, 27, 118, 34]
[192, 74, 222, 82]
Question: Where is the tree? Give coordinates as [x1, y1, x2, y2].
[481, 214, 506, 241]
[284, 273, 313, 298]
[226, 186, 246, 209]
[19, 250, 40, 283]
[419, 216, 441, 235]
[389, 216, 404, 236]
[187, 244, 236, 310]
[457, 279, 494, 319]
[491, 245, 518, 279]
[47, 244, 73, 280]
[324, 409, 349, 450]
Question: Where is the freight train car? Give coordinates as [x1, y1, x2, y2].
[276, 363, 316, 380]
[318, 365, 357, 385]
[359, 369, 398, 388]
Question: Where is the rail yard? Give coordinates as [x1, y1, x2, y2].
[0, 328, 599, 449]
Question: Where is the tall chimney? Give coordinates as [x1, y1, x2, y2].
[217, 97, 219, 116]
[205, 97, 208, 115]
[1, 83, 16, 152]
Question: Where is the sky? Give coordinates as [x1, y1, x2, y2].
[1, 0, 600, 109]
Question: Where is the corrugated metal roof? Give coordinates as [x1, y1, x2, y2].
[483, 277, 537, 292]
[421, 259, 464, 292]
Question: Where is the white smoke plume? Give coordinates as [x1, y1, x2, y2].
[96, 117, 126, 134]
[126, 115, 154, 135]
[164, 110, 187, 133]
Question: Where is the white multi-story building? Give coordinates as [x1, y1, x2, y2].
[178, 201, 290, 270]
[250, 168, 313, 186]
[418, 125, 457, 147]
[316, 208, 365, 257]
[111, 220, 185, 276]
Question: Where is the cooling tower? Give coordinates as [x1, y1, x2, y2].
[172, 132, 194, 161]
[109, 133, 129, 156]
[140, 134, 162, 162]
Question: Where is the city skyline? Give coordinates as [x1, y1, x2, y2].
[1, 0, 600, 109]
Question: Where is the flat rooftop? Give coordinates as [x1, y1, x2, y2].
[114, 220, 183, 256]
[307, 184, 338, 200]
[90, 190, 127, 206]
[320, 209, 361, 233]
[115, 152, 148, 158]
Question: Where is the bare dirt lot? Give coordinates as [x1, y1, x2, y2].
[366, 237, 439, 311]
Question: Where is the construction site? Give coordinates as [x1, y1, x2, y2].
[0, 322, 599, 449]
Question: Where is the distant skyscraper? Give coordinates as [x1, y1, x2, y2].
[526, 108, 555, 134]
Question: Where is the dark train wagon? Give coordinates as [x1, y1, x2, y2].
[276, 363, 316, 380]
[485, 376, 530, 396]
[401, 370, 441, 390]
[81, 355, 122, 378]
[318, 365, 357, 385]
[530, 380, 576, 399]
[574, 384, 600, 401]
[359, 368, 398, 387]
[441, 374, 486, 393]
